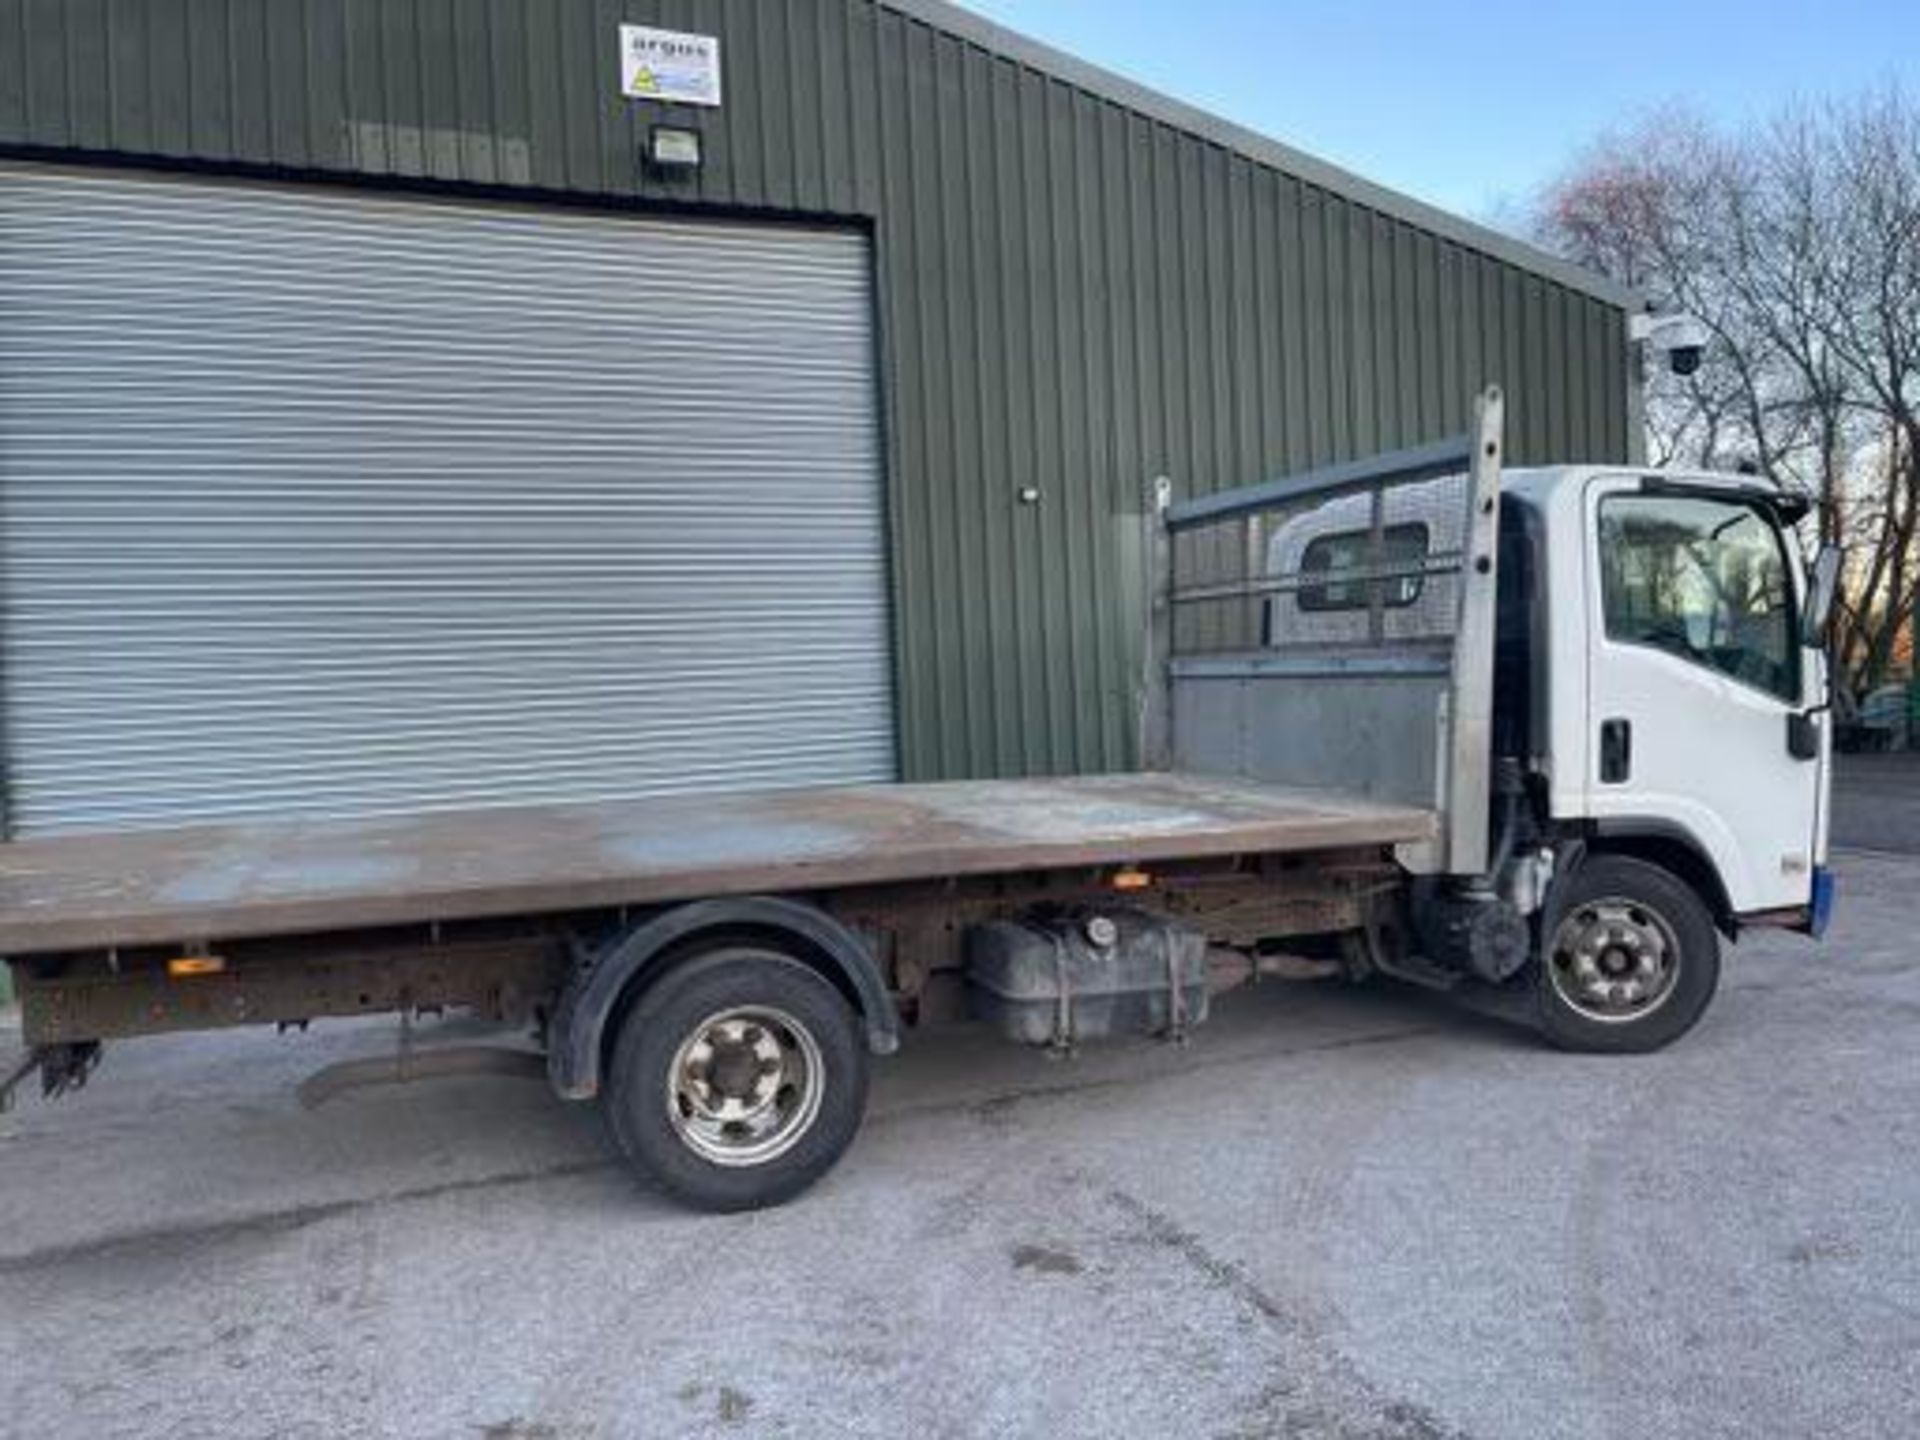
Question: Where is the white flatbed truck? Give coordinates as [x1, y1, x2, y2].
[0, 390, 1839, 1211]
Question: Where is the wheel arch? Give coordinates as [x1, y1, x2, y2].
[548, 895, 899, 1102]
[1576, 821, 1737, 938]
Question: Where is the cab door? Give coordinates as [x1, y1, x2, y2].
[1582, 478, 1823, 914]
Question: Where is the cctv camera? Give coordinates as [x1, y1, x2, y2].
[1629, 312, 1711, 378]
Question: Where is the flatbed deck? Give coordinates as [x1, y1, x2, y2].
[0, 772, 1433, 956]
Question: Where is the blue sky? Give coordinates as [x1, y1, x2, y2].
[959, 1, 1915, 229]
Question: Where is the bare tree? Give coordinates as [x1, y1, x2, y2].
[1534, 92, 1920, 700]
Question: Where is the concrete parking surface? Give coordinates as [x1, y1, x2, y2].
[2, 845, 1917, 1440]
[1832, 751, 1920, 854]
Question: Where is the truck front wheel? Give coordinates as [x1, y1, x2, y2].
[1535, 855, 1721, 1054]
[603, 947, 870, 1212]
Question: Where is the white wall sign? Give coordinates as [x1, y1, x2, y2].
[620, 25, 722, 108]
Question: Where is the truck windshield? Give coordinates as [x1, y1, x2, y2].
[1598, 493, 1799, 702]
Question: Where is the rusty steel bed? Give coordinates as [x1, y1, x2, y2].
[0, 773, 1434, 956]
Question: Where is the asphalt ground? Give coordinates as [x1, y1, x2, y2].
[2, 828, 1915, 1439]
[1831, 751, 1920, 854]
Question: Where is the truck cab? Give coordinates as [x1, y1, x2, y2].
[1170, 389, 1837, 1054]
[1503, 465, 1832, 924]
[1489, 464, 1836, 1045]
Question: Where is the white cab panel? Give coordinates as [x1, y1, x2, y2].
[1577, 474, 1821, 913]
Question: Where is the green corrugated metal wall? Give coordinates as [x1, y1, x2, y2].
[0, 0, 1629, 784]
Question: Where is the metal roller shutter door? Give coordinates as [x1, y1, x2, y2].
[0, 167, 894, 836]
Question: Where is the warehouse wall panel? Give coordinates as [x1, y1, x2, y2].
[0, 0, 1631, 786]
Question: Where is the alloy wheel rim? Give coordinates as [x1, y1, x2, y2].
[664, 1006, 825, 1167]
[1547, 897, 1682, 1024]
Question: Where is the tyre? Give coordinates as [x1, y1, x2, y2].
[1535, 854, 1720, 1054]
[603, 946, 870, 1213]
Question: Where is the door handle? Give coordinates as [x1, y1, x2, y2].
[1600, 718, 1632, 784]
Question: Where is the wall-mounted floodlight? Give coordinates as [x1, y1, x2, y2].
[648, 126, 704, 174]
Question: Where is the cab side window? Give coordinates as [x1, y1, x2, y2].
[1598, 493, 1799, 702]
[1298, 523, 1429, 612]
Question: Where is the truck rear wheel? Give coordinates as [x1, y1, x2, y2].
[603, 947, 870, 1212]
[1535, 855, 1720, 1054]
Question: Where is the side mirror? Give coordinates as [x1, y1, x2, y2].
[1802, 545, 1842, 649]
